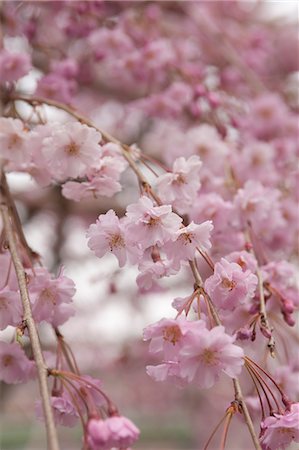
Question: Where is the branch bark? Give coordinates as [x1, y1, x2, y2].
[0, 173, 59, 450]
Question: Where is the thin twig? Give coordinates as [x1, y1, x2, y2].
[245, 227, 275, 356]
[232, 378, 262, 450]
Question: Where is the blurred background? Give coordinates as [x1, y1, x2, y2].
[0, 1, 298, 449]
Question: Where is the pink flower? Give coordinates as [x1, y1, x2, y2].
[0, 118, 31, 166]
[262, 261, 299, 308]
[143, 316, 204, 361]
[204, 258, 258, 311]
[142, 38, 175, 71]
[241, 93, 290, 140]
[61, 176, 121, 202]
[0, 341, 35, 384]
[36, 395, 79, 427]
[146, 361, 186, 386]
[88, 28, 134, 61]
[0, 50, 31, 82]
[156, 155, 202, 213]
[41, 121, 102, 181]
[0, 288, 22, 330]
[28, 267, 76, 325]
[234, 181, 285, 237]
[63, 375, 105, 411]
[190, 193, 234, 232]
[87, 416, 140, 450]
[36, 73, 77, 103]
[179, 325, 244, 389]
[27, 123, 54, 186]
[125, 196, 182, 250]
[274, 366, 299, 399]
[230, 141, 278, 186]
[164, 221, 213, 264]
[87, 210, 137, 267]
[62, 144, 127, 201]
[260, 403, 299, 450]
[186, 124, 229, 175]
[0, 253, 16, 289]
[51, 58, 79, 79]
[135, 81, 193, 119]
[225, 250, 258, 273]
[137, 255, 178, 291]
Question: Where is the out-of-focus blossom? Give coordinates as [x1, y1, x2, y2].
[0, 50, 31, 82]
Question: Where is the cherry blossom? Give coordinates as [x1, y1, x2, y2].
[36, 73, 77, 104]
[62, 143, 128, 201]
[41, 121, 102, 181]
[0, 118, 31, 166]
[28, 267, 76, 325]
[125, 196, 182, 250]
[87, 209, 136, 267]
[204, 258, 258, 311]
[136, 251, 179, 292]
[0, 49, 31, 82]
[0, 341, 35, 384]
[87, 416, 140, 450]
[178, 324, 244, 389]
[260, 403, 299, 450]
[143, 316, 205, 360]
[36, 395, 79, 427]
[0, 288, 22, 330]
[144, 318, 244, 389]
[164, 220, 213, 265]
[0, 2, 297, 449]
[156, 155, 202, 213]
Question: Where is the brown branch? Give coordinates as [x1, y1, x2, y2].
[189, 259, 262, 449]
[0, 174, 59, 450]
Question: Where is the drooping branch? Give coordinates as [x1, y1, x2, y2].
[9, 93, 262, 450]
[0, 172, 60, 450]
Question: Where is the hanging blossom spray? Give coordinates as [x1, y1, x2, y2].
[0, 1, 298, 449]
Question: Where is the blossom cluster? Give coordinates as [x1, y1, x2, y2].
[0, 1, 298, 450]
[0, 118, 128, 200]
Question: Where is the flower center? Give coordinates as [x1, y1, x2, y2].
[179, 232, 193, 245]
[65, 142, 80, 155]
[245, 201, 256, 213]
[279, 427, 293, 435]
[2, 355, 13, 367]
[174, 173, 186, 185]
[109, 234, 125, 250]
[236, 258, 246, 270]
[8, 133, 22, 149]
[221, 278, 236, 291]
[197, 145, 208, 157]
[0, 297, 8, 310]
[259, 107, 273, 119]
[41, 288, 56, 305]
[163, 325, 182, 345]
[146, 215, 161, 227]
[201, 349, 217, 365]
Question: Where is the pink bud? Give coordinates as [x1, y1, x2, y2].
[283, 312, 295, 327]
[236, 328, 251, 340]
[260, 326, 272, 339]
[194, 84, 206, 97]
[207, 92, 221, 108]
[281, 299, 294, 314]
[189, 102, 201, 118]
